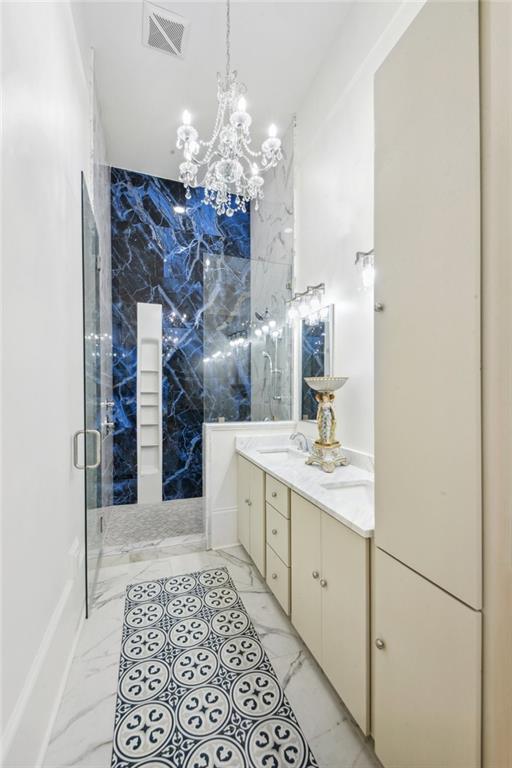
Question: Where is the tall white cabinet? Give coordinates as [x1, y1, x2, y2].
[374, 1, 482, 765]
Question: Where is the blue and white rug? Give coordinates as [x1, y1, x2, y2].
[111, 567, 318, 767]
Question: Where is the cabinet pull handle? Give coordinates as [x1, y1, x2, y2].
[272, 528, 277, 535]
[375, 638, 385, 650]
[374, 302, 385, 312]
[271, 491, 277, 498]
[271, 572, 278, 580]
[244, 498, 250, 504]
[312, 571, 319, 579]
[247, 500, 252, 506]
[320, 578, 327, 588]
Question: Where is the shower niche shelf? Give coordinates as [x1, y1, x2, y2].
[137, 303, 162, 503]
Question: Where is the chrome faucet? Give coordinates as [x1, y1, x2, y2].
[290, 431, 308, 452]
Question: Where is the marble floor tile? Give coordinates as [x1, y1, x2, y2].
[272, 651, 378, 768]
[98, 532, 207, 568]
[43, 545, 380, 768]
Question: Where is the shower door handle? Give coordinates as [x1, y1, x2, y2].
[73, 429, 102, 470]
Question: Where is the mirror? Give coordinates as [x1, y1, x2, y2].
[299, 304, 334, 420]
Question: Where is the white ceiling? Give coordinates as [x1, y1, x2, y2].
[73, 1, 351, 180]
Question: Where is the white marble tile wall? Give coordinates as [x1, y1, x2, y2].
[250, 122, 295, 422]
[251, 121, 295, 267]
[250, 259, 293, 422]
[43, 544, 380, 768]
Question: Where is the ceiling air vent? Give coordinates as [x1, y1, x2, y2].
[142, 2, 189, 59]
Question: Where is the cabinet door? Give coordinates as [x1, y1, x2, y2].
[374, 548, 481, 768]
[249, 463, 265, 576]
[236, 456, 251, 553]
[321, 513, 370, 735]
[291, 492, 322, 661]
[374, 0, 481, 607]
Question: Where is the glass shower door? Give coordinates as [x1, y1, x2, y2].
[80, 174, 103, 617]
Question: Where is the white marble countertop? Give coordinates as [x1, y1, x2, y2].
[236, 436, 375, 538]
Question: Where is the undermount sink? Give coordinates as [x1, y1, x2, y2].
[257, 447, 304, 459]
[321, 479, 373, 490]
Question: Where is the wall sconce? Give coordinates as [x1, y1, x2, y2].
[287, 283, 325, 322]
[355, 248, 375, 290]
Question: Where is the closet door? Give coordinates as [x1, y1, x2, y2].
[374, 548, 481, 768]
[236, 455, 251, 553]
[374, 0, 481, 608]
[290, 493, 322, 661]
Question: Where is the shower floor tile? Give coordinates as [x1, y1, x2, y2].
[43, 545, 380, 768]
[100, 497, 205, 556]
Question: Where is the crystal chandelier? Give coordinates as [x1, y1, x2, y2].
[176, 0, 282, 216]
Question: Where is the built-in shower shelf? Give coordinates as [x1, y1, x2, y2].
[137, 304, 162, 503]
[140, 467, 159, 476]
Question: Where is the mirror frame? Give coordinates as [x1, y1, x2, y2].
[298, 303, 334, 422]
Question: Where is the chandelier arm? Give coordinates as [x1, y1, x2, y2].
[240, 137, 262, 158]
[193, 102, 227, 166]
[239, 155, 258, 176]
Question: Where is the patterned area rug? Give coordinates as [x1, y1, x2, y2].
[111, 567, 318, 767]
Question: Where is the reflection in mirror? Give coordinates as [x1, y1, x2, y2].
[299, 305, 334, 420]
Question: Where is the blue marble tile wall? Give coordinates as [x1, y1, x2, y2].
[111, 167, 250, 505]
[301, 321, 326, 420]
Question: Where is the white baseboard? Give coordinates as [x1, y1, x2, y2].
[2, 574, 84, 768]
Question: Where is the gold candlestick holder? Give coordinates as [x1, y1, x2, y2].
[304, 376, 349, 472]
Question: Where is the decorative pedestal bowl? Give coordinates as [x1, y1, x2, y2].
[304, 376, 349, 472]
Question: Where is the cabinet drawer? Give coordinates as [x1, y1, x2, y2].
[266, 503, 290, 566]
[266, 545, 290, 615]
[265, 474, 290, 518]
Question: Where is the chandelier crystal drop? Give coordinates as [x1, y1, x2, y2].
[176, 0, 282, 216]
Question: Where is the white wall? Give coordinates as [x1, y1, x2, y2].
[1, 4, 107, 765]
[295, 1, 424, 456]
[204, 422, 295, 549]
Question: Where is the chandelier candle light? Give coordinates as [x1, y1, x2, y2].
[176, 0, 283, 216]
[305, 376, 349, 472]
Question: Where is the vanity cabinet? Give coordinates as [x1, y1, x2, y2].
[290, 493, 322, 659]
[291, 492, 370, 734]
[265, 476, 291, 615]
[374, 548, 481, 768]
[236, 455, 265, 576]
